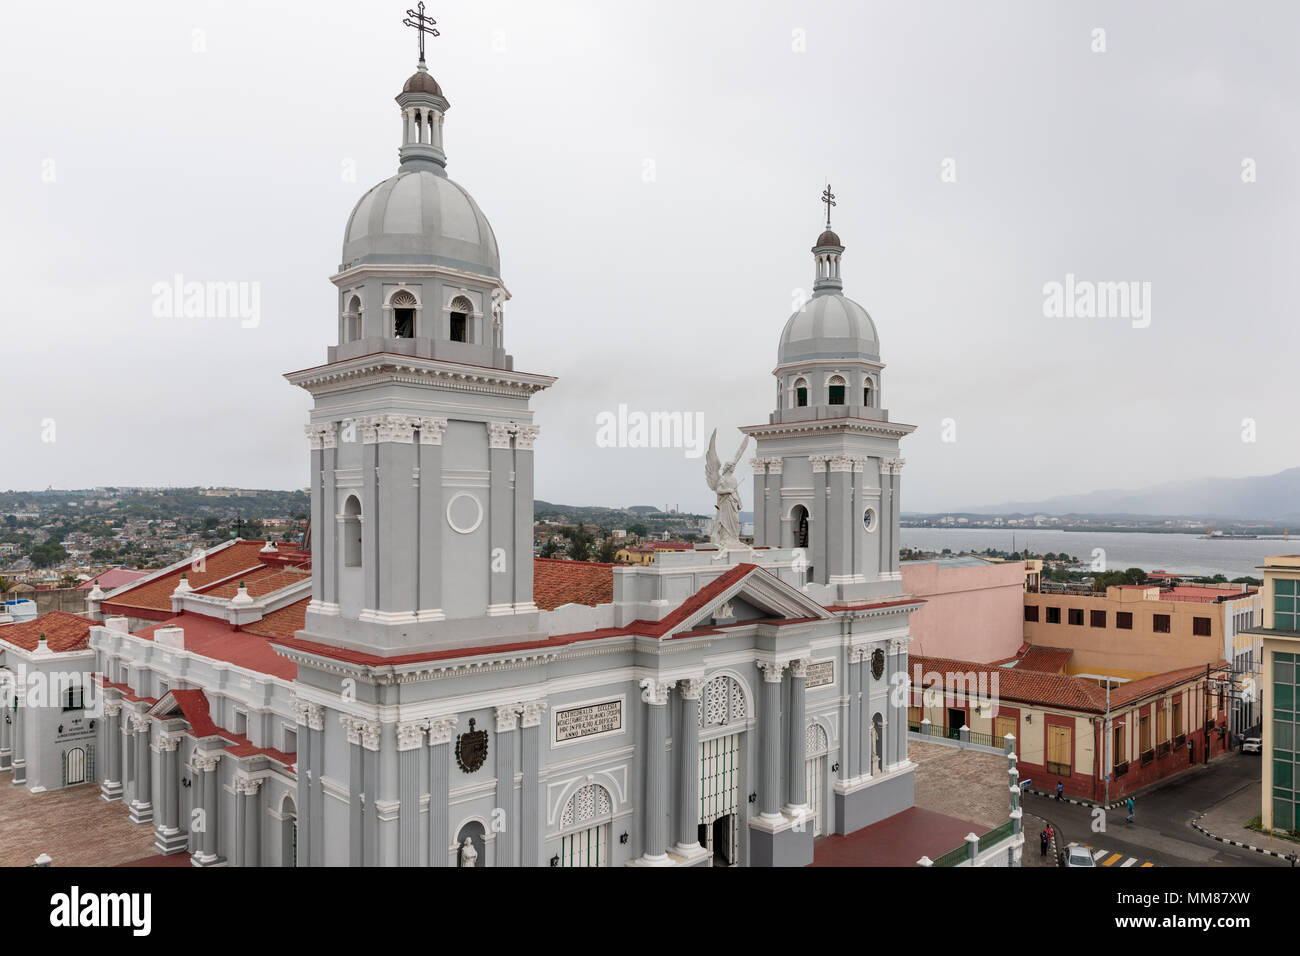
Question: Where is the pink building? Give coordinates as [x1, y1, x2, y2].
[900, 557, 1026, 663]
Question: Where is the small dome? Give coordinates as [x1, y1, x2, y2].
[341, 169, 500, 275]
[814, 229, 842, 248]
[778, 292, 879, 365]
[403, 70, 443, 96]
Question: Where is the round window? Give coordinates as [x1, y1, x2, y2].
[863, 507, 877, 532]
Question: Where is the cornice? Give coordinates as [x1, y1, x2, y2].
[739, 419, 917, 441]
[284, 353, 556, 400]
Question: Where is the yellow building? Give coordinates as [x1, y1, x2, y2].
[1252, 556, 1300, 835]
[1023, 583, 1257, 683]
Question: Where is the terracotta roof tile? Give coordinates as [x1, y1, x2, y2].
[1014, 646, 1074, 674]
[241, 599, 309, 641]
[532, 559, 613, 610]
[101, 541, 273, 616]
[0, 611, 96, 653]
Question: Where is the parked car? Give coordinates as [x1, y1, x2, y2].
[1063, 845, 1096, 868]
[1241, 737, 1262, 754]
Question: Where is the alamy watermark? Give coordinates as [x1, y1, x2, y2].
[1042, 273, 1151, 329]
[151, 274, 261, 328]
[595, 404, 707, 459]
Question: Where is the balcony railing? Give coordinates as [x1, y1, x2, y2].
[1113, 761, 1128, 778]
[1157, 741, 1170, 758]
[1141, 749, 1155, 766]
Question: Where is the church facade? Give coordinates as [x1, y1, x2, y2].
[18, 31, 922, 867]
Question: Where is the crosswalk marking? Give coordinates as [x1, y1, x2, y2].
[1067, 841, 1156, 869]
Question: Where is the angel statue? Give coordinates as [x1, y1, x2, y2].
[704, 429, 751, 550]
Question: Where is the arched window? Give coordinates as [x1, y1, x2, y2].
[62, 680, 84, 711]
[391, 290, 417, 338]
[342, 495, 362, 568]
[863, 378, 873, 407]
[449, 295, 472, 343]
[794, 377, 809, 408]
[872, 712, 884, 773]
[804, 723, 829, 836]
[62, 746, 87, 786]
[791, 505, 810, 550]
[699, 675, 748, 729]
[827, 374, 846, 406]
[343, 295, 361, 343]
[559, 784, 612, 867]
[280, 795, 298, 866]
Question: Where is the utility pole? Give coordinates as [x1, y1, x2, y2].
[1203, 662, 1211, 765]
[1104, 678, 1112, 808]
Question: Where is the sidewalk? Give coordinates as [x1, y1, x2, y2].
[1193, 777, 1300, 861]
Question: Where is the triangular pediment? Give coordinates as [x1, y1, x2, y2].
[659, 564, 832, 639]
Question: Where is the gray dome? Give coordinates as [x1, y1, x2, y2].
[341, 169, 500, 276]
[778, 292, 879, 365]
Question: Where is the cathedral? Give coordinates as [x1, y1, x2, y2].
[4, 25, 919, 867]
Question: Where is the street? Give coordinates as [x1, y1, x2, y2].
[1027, 753, 1292, 868]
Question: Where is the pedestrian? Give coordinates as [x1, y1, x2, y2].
[1040, 827, 1049, 857]
[1125, 795, 1135, 824]
[1056, 780, 1064, 801]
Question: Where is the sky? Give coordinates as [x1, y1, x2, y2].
[2, 0, 1297, 513]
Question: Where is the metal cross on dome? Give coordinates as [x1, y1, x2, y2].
[403, 2, 440, 62]
[821, 183, 836, 227]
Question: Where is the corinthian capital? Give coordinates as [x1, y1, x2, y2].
[495, 704, 521, 733]
[397, 721, 427, 751]
[487, 421, 514, 450]
[305, 423, 336, 450]
[639, 678, 675, 706]
[512, 424, 540, 451]
[757, 661, 786, 683]
[427, 716, 459, 746]
[418, 417, 449, 445]
[519, 700, 548, 728]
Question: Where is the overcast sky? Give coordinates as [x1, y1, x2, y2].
[2, 1, 1297, 513]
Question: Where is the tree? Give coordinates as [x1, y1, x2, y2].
[596, 537, 618, 563]
[567, 522, 592, 562]
[628, 522, 648, 538]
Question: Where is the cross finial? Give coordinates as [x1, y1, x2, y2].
[821, 183, 836, 228]
[403, 2, 440, 64]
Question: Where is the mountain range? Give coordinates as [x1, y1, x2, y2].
[958, 467, 1300, 520]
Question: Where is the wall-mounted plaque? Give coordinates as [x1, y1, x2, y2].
[554, 700, 623, 742]
[806, 660, 834, 689]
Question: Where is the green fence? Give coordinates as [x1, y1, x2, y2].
[979, 819, 1014, 852]
[932, 844, 970, 867]
[930, 819, 1016, 866]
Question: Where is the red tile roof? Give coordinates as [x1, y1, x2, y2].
[136, 612, 298, 681]
[241, 599, 309, 641]
[154, 688, 295, 768]
[909, 654, 1221, 714]
[533, 559, 614, 610]
[1014, 645, 1074, 674]
[77, 568, 149, 591]
[910, 654, 1107, 712]
[100, 541, 275, 617]
[0, 611, 96, 653]
[201, 565, 310, 599]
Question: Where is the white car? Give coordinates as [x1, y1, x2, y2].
[1242, 737, 1262, 754]
[1064, 846, 1096, 868]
